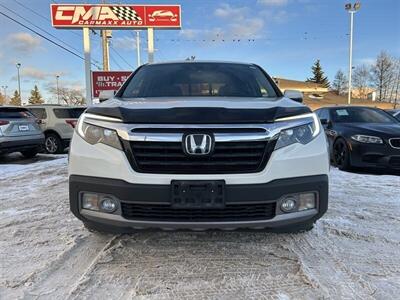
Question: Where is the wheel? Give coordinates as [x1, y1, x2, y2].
[20, 148, 38, 158]
[83, 221, 132, 234]
[333, 138, 351, 170]
[45, 133, 64, 154]
[270, 221, 314, 234]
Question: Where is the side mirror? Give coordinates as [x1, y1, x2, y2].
[98, 90, 115, 102]
[320, 119, 328, 125]
[284, 90, 303, 103]
[320, 119, 332, 128]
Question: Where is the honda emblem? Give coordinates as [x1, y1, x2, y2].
[184, 134, 213, 155]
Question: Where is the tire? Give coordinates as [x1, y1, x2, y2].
[270, 221, 314, 234]
[45, 133, 64, 154]
[83, 221, 132, 234]
[333, 138, 351, 170]
[20, 148, 38, 158]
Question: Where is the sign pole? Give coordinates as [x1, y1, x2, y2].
[83, 27, 92, 105]
[147, 28, 154, 63]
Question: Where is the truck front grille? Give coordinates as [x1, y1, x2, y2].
[121, 202, 276, 222]
[124, 139, 275, 174]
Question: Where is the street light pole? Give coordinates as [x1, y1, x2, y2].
[56, 75, 60, 105]
[345, 3, 361, 105]
[16, 63, 21, 102]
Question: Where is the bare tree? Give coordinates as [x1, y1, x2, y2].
[390, 57, 400, 108]
[353, 64, 371, 99]
[371, 51, 394, 101]
[332, 69, 347, 95]
[48, 86, 85, 105]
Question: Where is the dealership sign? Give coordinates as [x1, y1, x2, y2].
[92, 71, 133, 98]
[51, 4, 181, 29]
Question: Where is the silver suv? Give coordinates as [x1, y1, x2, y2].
[0, 106, 44, 158]
[27, 105, 86, 154]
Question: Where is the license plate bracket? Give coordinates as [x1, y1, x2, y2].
[171, 180, 225, 209]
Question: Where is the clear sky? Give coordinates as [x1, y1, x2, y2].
[0, 0, 399, 102]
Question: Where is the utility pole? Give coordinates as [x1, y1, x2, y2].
[345, 2, 361, 105]
[136, 31, 141, 67]
[56, 75, 60, 105]
[101, 30, 110, 71]
[101, 0, 110, 71]
[16, 62, 21, 101]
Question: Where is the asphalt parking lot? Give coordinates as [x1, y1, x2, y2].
[1, 154, 399, 299]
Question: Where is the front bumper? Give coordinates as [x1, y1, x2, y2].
[0, 134, 44, 154]
[349, 140, 400, 170]
[69, 174, 328, 230]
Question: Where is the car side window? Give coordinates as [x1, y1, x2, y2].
[29, 108, 47, 119]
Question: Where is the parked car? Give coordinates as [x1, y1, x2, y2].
[69, 61, 329, 234]
[386, 109, 400, 121]
[315, 106, 400, 171]
[0, 106, 44, 158]
[27, 105, 86, 154]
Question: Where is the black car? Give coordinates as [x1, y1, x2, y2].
[315, 106, 400, 171]
[386, 109, 400, 121]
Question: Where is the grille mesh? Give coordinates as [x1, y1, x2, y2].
[121, 202, 276, 222]
[125, 140, 273, 174]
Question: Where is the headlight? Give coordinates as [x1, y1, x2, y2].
[351, 135, 383, 144]
[77, 121, 122, 150]
[274, 113, 320, 150]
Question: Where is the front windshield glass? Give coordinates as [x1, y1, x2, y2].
[332, 107, 397, 123]
[121, 63, 278, 98]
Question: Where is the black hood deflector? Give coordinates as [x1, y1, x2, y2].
[86, 105, 311, 124]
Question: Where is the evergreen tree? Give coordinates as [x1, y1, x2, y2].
[9, 90, 21, 106]
[307, 59, 330, 88]
[28, 85, 44, 104]
[0, 92, 6, 105]
[332, 69, 347, 95]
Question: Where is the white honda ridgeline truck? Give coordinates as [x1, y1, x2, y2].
[69, 61, 329, 233]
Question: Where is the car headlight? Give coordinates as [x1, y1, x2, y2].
[351, 135, 383, 144]
[77, 119, 122, 150]
[275, 113, 320, 150]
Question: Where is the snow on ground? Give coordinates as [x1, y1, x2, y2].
[0, 155, 399, 299]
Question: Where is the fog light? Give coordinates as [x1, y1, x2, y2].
[82, 193, 99, 211]
[298, 193, 316, 211]
[99, 197, 117, 213]
[281, 197, 297, 213]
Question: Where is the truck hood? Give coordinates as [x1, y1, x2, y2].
[86, 97, 311, 124]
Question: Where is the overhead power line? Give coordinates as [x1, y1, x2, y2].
[12, 0, 134, 70]
[109, 45, 135, 69]
[13, 0, 98, 43]
[0, 11, 101, 69]
[0, 4, 82, 54]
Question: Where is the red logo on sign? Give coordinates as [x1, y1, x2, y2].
[51, 4, 181, 29]
[92, 71, 133, 98]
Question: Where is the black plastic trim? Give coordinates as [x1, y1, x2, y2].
[69, 174, 329, 224]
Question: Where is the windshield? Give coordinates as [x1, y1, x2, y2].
[332, 107, 397, 123]
[121, 63, 278, 98]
